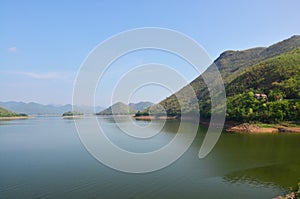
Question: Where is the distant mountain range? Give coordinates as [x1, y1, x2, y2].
[0, 101, 104, 115]
[96, 102, 137, 115]
[129, 101, 154, 111]
[0, 101, 154, 116]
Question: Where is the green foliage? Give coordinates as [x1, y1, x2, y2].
[0, 107, 27, 117]
[255, 123, 274, 128]
[144, 36, 300, 123]
[226, 92, 299, 123]
[135, 110, 149, 116]
[62, 111, 83, 116]
[225, 48, 300, 123]
[226, 48, 300, 99]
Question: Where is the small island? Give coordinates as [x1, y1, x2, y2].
[0, 107, 29, 120]
[62, 111, 83, 119]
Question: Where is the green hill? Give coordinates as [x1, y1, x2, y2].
[226, 48, 300, 98]
[144, 35, 300, 122]
[96, 102, 137, 115]
[0, 107, 27, 117]
[226, 48, 300, 122]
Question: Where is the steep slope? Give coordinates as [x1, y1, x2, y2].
[225, 48, 300, 122]
[259, 35, 300, 58]
[226, 48, 300, 99]
[96, 102, 137, 115]
[152, 35, 300, 117]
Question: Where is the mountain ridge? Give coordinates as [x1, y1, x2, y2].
[96, 102, 137, 115]
[129, 101, 154, 111]
[148, 35, 300, 119]
[225, 48, 300, 122]
[0, 101, 104, 115]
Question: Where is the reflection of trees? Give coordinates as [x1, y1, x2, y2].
[224, 164, 300, 189]
[161, 120, 180, 133]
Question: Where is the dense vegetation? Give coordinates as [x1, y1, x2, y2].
[135, 110, 150, 116]
[226, 48, 300, 98]
[226, 92, 299, 123]
[0, 107, 27, 117]
[225, 48, 300, 122]
[97, 102, 137, 115]
[62, 111, 83, 117]
[139, 35, 300, 123]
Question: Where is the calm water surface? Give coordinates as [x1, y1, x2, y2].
[0, 116, 299, 199]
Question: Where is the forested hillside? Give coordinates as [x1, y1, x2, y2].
[142, 35, 300, 123]
[0, 107, 27, 117]
[226, 48, 300, 122]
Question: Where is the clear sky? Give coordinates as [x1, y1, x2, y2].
[1, 0, 300, 107]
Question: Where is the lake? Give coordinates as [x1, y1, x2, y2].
[0, 116, 299, 198]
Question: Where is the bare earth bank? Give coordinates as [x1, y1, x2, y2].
[226, 123, 300, 133]
[133, 116, 300, 133]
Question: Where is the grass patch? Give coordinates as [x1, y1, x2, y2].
[255, 123, 275, 128]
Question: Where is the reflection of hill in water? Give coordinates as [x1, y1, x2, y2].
[224, 163, 300, 189]
[92, 118, 300, 191]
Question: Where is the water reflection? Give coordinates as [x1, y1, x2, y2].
[1, 116, 300, 198]
[224, 163, 300, 189]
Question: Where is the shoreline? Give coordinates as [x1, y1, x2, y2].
[133, 115, 300, 133]
[0, 116, 33, 120]
[226, 123, 300, 133]
[133, 115, 178, 121]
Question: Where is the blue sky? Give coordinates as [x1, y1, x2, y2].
[1, 0, 300, 106]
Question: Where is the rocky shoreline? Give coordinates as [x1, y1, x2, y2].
[133, 116, 300, 133]
[226, 123, 300, 133]
[273, 192, 297, 199]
